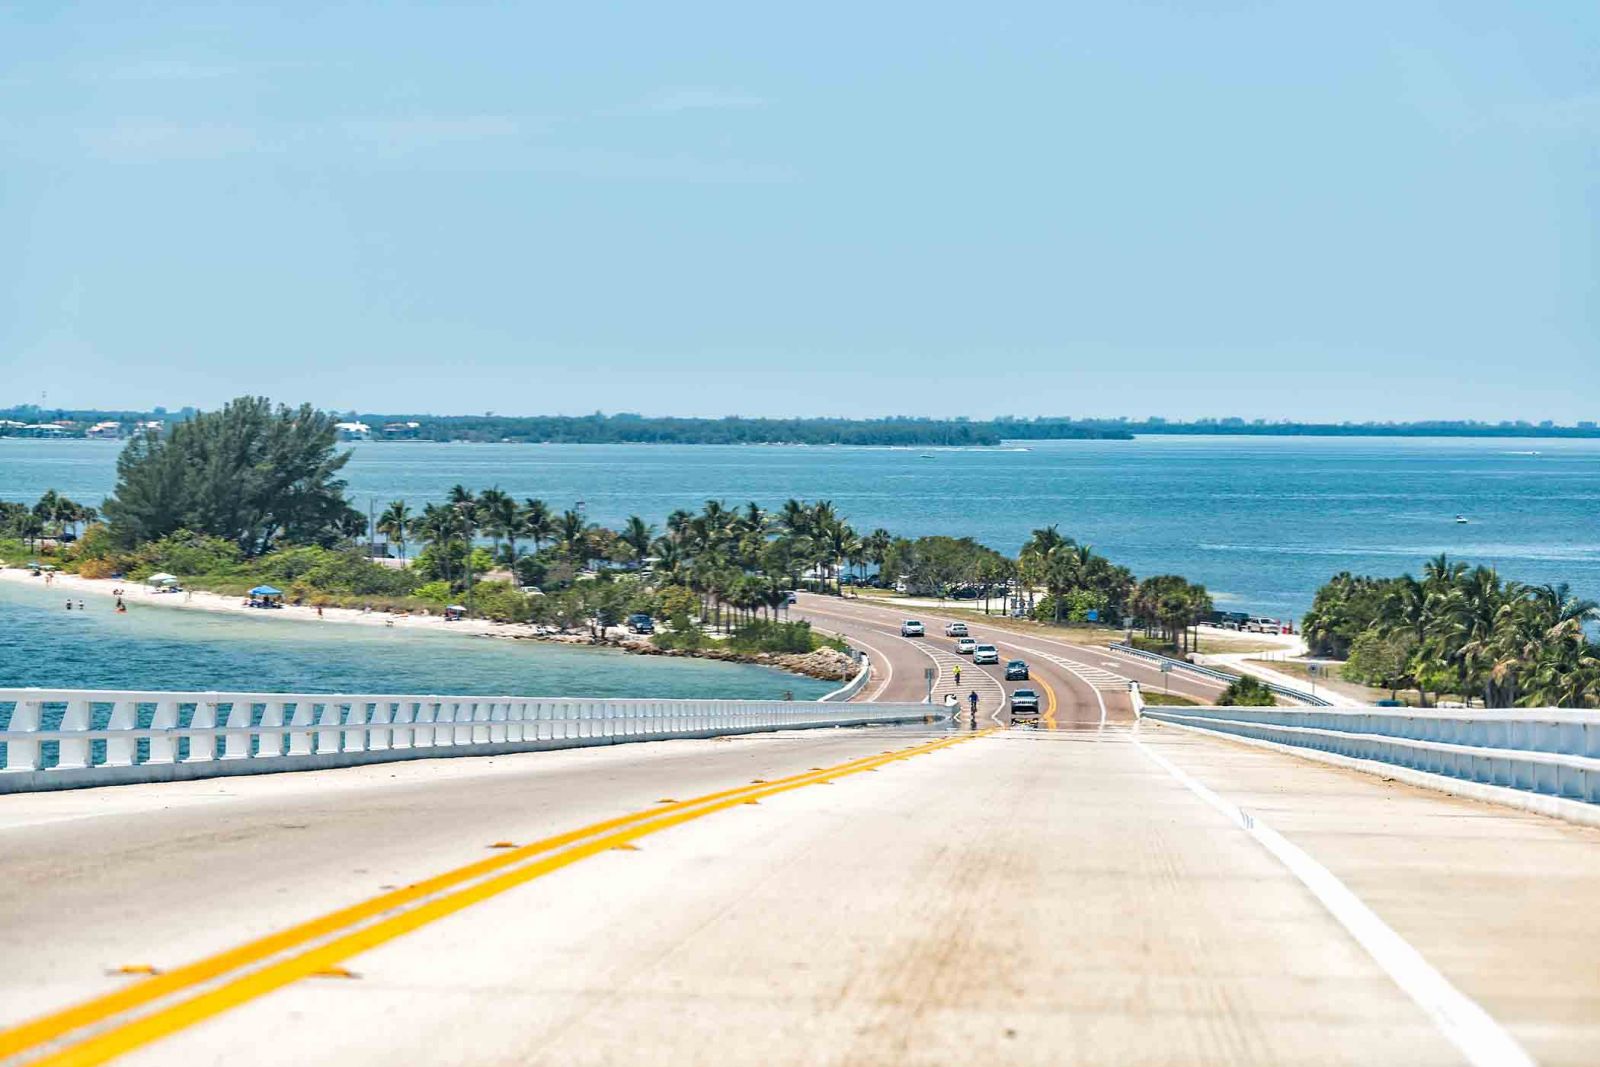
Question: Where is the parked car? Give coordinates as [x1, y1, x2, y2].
[1004, 659, 1029, 680]
[972, 644, 999, 665]
[1009, 689, 1041, 717]
[943, 621, 969, 637]
[786, 591, 797, 605]
[1244, 617, 1279, 633]
[955, 637, 977, 655]
[626, 613, 655, 634]
[900, 620, 925, 637]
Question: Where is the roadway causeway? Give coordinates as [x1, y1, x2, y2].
[3, 706, 1599, 1065]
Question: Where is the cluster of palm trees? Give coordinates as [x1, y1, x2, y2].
[649, 499, 889, 629]
[1019, 525, 1134, 623]
[1303, 554, 1600, 707]
[371, 491, 892, 620]
[0, 490, 98, 550]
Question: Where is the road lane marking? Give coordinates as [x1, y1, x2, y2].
[6, 731, 990, 1066]
[1133, 736, 1535, 1067]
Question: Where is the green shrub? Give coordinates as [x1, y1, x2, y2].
[725, 620, 824, 654]
[130, 531, 243, 578]
[1216, 676, 1276, 706]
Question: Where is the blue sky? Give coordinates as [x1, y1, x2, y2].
[2, 2, 1596, 420]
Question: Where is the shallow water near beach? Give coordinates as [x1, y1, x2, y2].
[0, 577, 832, 700]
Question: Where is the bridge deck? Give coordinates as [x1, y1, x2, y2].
[1, 722, 1596, 1065]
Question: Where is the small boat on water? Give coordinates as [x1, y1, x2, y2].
[1455, 515, 1469, 524]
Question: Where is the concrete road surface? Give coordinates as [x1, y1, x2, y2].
[3, 716, 1599, 1066]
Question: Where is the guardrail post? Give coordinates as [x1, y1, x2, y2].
[315, 702, 343, 754]
[342, 700, 369, 753]
[413, 700, 440, 748]
[390, 701, 416, 750]
[285, 701, 315, 756]
[368, 699, 393, 751]
[256, 700, 286, 759]
[220, 699, 253, 760]
[146, 699, 178, 764]
[3, 695, 42, 772]
[56, 697, 93, 770]
[182, 696, 219, 764]
[104, 699, 138, 767]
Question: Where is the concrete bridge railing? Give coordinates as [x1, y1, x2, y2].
[1140, 704, 1600, 825]
[0, 688, 937, 794]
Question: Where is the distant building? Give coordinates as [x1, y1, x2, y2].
[335, 421, 372, 441]
[381, 421, 422, 439]
[1579, 421, 1597, 430]
[86, 421, 123, 440]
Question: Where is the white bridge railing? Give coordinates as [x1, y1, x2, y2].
[1140, 704, 1600, 825]
[0, 688, 937, 793]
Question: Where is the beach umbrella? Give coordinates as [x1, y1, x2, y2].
[145, 572, 177, 584]
[248, 585, 283, 597]
[446, 605, 466, 612]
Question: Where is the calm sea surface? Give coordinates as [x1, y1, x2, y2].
[0, 575, 832, 699]
[4, 435, 1598, 624]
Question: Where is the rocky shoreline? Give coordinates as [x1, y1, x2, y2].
[510, 630, 860, 683]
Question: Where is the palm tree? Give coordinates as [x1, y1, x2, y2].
[558, 509, 591, 561]
[377, 500, 411, 561]
[520, 498, 555, 554]
[477, 488, 519, 569]
[620, 515, 655, 568]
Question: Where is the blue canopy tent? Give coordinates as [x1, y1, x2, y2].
[247, 585, 284, 607]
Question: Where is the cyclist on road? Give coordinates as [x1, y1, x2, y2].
[967, 690, 979, 717]
[953, 664, 962, 686]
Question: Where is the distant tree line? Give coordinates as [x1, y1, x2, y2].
[349, 413, 1128, 446]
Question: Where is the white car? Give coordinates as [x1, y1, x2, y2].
[943, 621, 969, 637]
[972, 644, 999, 665]
[900, 620, 925, 637]
[955, 637, 977, 655]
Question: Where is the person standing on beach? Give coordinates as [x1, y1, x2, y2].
[65, 599, 72, 610]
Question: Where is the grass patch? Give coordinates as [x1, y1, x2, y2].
[1139, 691, 1201, 707]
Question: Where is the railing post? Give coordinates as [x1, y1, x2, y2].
[104, 699, 138, 767]
[147, 699, 179, 764]
[182, 696, 219, 764]
[342, 700, 369, 753]
[256, 700, 286, 759]
[286, 701, 316, 756]
[315, 702, 343, 754]
[56, 697, 93, 770]
[220, 699, 253, 760]
[367, 699, 393, 751]
[389, 701, 416, 750]
[3, 695, 42, 772]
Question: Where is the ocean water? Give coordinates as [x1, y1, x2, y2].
[0, 576, 832, 700]
[3, 435, 1599, 623]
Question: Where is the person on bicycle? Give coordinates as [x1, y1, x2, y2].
[967, 690, 979, 716]
[953, 664, 962, 685]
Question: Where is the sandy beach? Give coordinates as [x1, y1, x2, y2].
[0, 566, 558, 641]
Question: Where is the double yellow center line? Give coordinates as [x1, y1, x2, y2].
[2, 729, 990, 1066]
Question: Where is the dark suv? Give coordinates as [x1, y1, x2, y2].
[626, 613, 655, 634]
[1004, 659, 1029, 680]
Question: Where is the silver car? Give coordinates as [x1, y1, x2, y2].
[972, 644, 999, 665]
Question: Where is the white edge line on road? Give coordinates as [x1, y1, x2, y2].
[1132, 735, 1537, 1067]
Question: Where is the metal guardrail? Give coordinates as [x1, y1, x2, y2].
[1111, 643, 1332, 706]
[0, 688, 937, 793]
[1140, 705, 1600, 810]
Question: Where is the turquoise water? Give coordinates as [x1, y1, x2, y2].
[4, 435, 1599, 622]
[0, 576, 832, 700]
